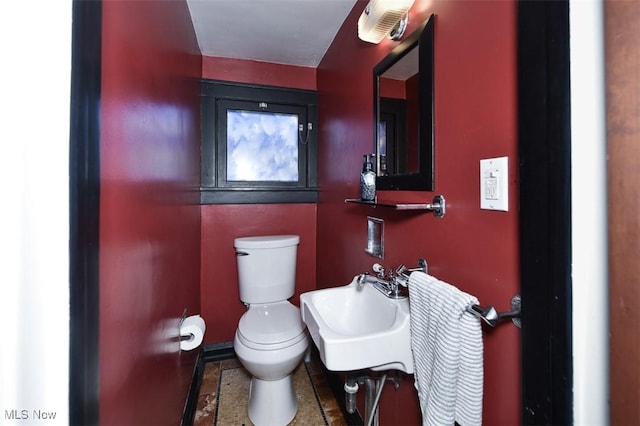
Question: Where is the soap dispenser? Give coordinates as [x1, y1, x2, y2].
[360, 154, 376, 201]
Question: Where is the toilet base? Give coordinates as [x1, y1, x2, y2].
[248, 375, 297, 426]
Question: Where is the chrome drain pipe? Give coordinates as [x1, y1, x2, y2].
[344, 374, 390, 426]
[344, 377, 359, 414]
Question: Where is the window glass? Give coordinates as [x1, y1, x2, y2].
[226, 110, 299, 182]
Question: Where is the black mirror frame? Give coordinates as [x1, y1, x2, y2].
[373, 14, 435, 191]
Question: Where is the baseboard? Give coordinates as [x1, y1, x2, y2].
[200, 341, 236, 362]
[181, 342, 236, 426]
[181, 353, 202, 426]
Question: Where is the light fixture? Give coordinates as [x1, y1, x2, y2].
[358, 0, 415, 44]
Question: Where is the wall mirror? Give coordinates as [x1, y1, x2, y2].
[374, 14, 434, 191]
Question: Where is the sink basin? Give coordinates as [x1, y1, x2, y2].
[300, 275, 413, 373]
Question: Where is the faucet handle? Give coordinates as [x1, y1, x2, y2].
[372, 263, 385, 277]
[395, 264, 408, 276]
[394, 274, 409, 288]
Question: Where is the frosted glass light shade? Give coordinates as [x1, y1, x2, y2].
[357, 0, 415, 44]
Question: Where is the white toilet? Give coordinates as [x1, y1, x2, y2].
[233, 235, 309, 426]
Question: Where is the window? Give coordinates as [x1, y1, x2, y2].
[200, 81, 317, 204]
[225, 109, 299, 182]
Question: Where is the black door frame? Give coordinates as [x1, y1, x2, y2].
[69, 0, 101, 424]
[518, 1, 573, 424]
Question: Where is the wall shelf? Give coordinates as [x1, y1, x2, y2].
[345, 194, 446, 218]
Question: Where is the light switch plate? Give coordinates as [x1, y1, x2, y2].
[480, 156, 508, 211]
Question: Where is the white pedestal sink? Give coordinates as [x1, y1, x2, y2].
[300, 275, 413, 374]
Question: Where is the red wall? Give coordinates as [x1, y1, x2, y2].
[202, 56, 317, 91]
[100, 0, 202, 424]
[199, 57, 318, 344]
[317, 0, 520, 424]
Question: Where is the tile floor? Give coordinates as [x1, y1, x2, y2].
[193, 352, 350, 426]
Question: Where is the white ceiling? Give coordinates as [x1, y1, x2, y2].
[187, 0, 358, 68]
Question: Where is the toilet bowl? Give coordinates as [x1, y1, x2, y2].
[232, 235, 309, 426]
[234, 302, 309, 425]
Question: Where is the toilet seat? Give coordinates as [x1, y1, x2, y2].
[237, 301, 306, 350]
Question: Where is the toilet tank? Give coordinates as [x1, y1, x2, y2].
[234, 235, 300, 304]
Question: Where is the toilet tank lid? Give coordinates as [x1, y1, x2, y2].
[234, 235, 300, 249]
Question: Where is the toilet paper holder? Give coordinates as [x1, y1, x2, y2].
[178, 314, 206, 351]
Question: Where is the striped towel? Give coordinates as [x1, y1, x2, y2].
[408, 271, 483, 426]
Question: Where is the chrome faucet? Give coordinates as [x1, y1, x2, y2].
[357, 263, 407, 298]
[356, 272, 379, 287]
[357, 259, 427, 299]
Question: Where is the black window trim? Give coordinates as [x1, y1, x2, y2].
[200, 80, 318, 204]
